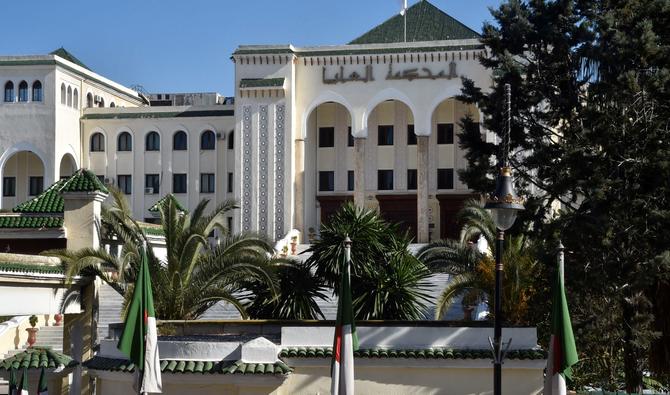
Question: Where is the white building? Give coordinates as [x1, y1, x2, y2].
[1, 1, 493, 244]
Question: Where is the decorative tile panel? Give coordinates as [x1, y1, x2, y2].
[274, 104, 286, 238]
[258, 105, 269, 233]
[242, 105, 252, 232]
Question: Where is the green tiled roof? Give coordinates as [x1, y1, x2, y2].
[12, 178, 68, 214]
[11, 169, 106, 216]
[0, 215, 63, 229]
[0, 262, 64, 275]
[0, 348, 77, 371]
[85, 357, 292, 375]
[349, 1, 480, 44]
[50, 47, 91, 71]
[139, 224, 164, 237]
[239, 78, 285, 89]
[280, 347, 546, 360]
[148, 194, 187, 213]
[61, 169, 109, 194]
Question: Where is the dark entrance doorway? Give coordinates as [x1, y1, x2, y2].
[436, 194, 476, 240]
[376, 194, 418, 240]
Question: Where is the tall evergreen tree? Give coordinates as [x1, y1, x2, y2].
[459, 0, 670, 390]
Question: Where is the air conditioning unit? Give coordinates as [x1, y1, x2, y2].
[144, 187, 155, 195]
[104, 177, 114, 185]
[94, 95, 102, 103]
[216, 132, 225, 140]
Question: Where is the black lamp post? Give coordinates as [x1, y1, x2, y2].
[485, 83, 524, 395]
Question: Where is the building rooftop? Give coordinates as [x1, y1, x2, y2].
[50, 47, 91, 71]
[349, 0, 481, 44]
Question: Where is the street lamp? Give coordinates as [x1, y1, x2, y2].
[485, 83, 524, 395]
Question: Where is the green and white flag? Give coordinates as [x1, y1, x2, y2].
[38, 366, 48, 395]
[17, 367, 28, 395]
[117, 246, 162, 394]
[544, 247, 579, 395]
[331, 241, 358, 395]
[8, 368, 17, 395]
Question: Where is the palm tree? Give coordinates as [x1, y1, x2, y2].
[418, 199, 540, 323]
[243, 259, 329, 320]
[46, 188, 276, 320]
[306, 203, 432, 320]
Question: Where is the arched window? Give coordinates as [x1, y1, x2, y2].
[86, 93, 93, 108]
[117, 132, 132, 151]
[173, 131, 187, 150]
[4, 81, 13, 102]
[98, 97, 105, 108]
[90, 133, 105, 152]
[228, 131, 234, 150]
[18, 81, 28, 102]
[66, 86, 72, 107]
[61, 83, 66, 105]
[200, 130, 215, 150]
[73, 88, 78, 109]
[110, 102, 115, 108]
[146, 131, 160, 151]
[32, 81, 42, 102]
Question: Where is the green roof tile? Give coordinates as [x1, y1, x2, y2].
[84, 357, 292, 375]
[12, 178, 68, 214]
[239, 78, 285, 89]
[0, 262, 64, 275]
[0, 348, 77, 371]
[50, 47, 91, 71]
[148, 194, 187, 213]
[279, 347, 546, 360]
[60, 169, 109, 194]
[0, 215, 63, 229]
[349, 1, 480, 45]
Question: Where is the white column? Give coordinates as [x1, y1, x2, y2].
[354, 137, 366, 208]
[417, 136, 429, 243]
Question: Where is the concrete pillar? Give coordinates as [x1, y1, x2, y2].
[417, 136, 429, 243]
[294, 138, 305, 234]
[62, 191, 108, 251]
[354, 137, 366, 208]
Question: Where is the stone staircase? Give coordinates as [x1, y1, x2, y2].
[98, 281, 125, 340]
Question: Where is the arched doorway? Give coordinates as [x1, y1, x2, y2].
[304, 102, 353, 233]
[365, 99, 418, 239]
[59, 153, 77, 179]
[1, 151, 46, 208]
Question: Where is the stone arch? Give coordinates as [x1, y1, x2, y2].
[301, 91, 356, 140]
[362, 87, 420, 137]
[59, 153, 77, 178]
[425, 84, 469, 132]
[0, 142, 50, 204]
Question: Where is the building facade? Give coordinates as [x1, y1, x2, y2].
[1, 1, 493, 243]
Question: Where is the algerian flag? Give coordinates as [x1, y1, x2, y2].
[117, 246, 162, 393]
[8, 368, 17, 395]
[17, 367, 28, 395]
[544, 249, 579, 395]
[399, 0, 408, 15]
[331, 239, 358, 395]
[38, 366, 48, 395]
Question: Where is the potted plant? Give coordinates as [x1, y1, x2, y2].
[26, 315, 39, 347]
[54, 312, 63, 326]
[290, 236, 298, 255]
[281, 245, 289, 257]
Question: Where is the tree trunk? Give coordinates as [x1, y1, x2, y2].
[622, 298, 644, 394]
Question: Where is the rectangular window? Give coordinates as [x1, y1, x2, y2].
[227, 217, 233, 232]
[378, 170, 393, 190]
[437, 168, 454, 189]
[407, 124, 417, 145]
[437, 123, 454, 144]
[378, 125, 394, 146]
[318, 171, 334, 192]
[200, 173, 215, 193]
[2, 177, 16, 197]
[227, 172, 233, 193]
[347, 170, 354, 191]
[407, 169, 417, 190]
[118, 175, 132, 195]
[28, 176, 43, 196]
[97, 175, 105, 184]
[318, 127, 335, 148]
[143, 217, 160, 224]
[347, 127, 354, 147]
[173, 173, 187, 194]
[145, 174, 159, 194]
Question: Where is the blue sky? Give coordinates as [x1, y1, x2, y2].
[1, 0, 501, 96]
